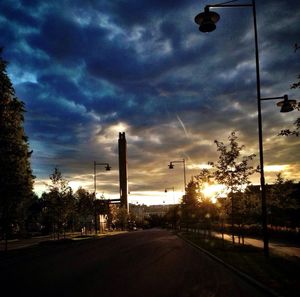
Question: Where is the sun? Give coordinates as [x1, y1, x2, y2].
[202, 184, 226, 203]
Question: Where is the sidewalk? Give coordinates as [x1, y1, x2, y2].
[0, 232, 80, 251]
[213, 232, 300, 257]
[0, 231, 127, 252]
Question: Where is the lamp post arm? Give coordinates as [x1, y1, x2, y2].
[260, 95, 286, 101]
[95, 162, 110, 166]
[206, 4, 252, 9]
[170, 160, 184, 164]
[94, 161, 111, 197]
[169, 159, 186, 191]
[183, 159, 187, 190]
[94, 161, 96, 195]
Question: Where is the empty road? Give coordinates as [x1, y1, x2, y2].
[0, 229, 269, 297]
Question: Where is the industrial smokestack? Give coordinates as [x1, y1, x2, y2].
[118, 132, 128, 211]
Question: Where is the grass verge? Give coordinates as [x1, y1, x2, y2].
[180, 231, 300, 297]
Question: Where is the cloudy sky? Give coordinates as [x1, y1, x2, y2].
[1, 0, 300, 204]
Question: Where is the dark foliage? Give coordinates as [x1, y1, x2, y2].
[0, 49, 34, 245]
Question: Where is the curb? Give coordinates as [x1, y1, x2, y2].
[177, 233, 284, 297]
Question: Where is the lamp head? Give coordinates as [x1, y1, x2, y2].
[168, 163, 174, 169]
[105, 164, 111, 171]
[277, 95, 296, 113]
[195, 7, 220, 33]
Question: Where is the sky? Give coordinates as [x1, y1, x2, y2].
[1, 0, 300, 205]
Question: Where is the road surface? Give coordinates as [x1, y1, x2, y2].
[0, 229, 269, 297]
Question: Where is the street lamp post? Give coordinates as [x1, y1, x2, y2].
[194, 0, 297, 257]
[94, 161, 111, 196]
[93, 161, 111, 234]
[165, 187, 175, 204]
[168, 159, 187, 192]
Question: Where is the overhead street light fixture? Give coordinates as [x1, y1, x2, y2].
[276, 95, 297, 113]
[105, 164, 111, 171]
[94, 161, 112, 196]
[164, 187, 175, 193]
[93, 161, 111, 234]
[195, 6, 220, 32]
[261, 94, 297, 113]
[168, 159, 187, 192]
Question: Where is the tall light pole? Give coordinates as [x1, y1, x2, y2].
[168, 159, 187, 192]
[94, 161, 111, 197]
[194, 0, 297, 257]
[93, 161, 111, 234]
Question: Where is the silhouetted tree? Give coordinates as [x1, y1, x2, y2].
[181, 180, 200, 228]
[23, 193, 43, 234]
[115, 207, 129, 230]
[145, 213, 165, 228]
[0, 50, 34, 250]
[238, 186, 261, 225]
[268, 173, 299, 227]
[165, 205, 180, 229]
[195, 169, 218, 222]
[76, 187, 95, 234]
[43, 168, 72, 239]
[209, 131, 256, 243]
[106, 204, 118, 230]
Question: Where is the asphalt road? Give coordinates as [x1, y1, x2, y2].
[0, 229, 269, 297]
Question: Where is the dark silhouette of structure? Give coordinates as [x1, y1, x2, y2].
[118, 132, 128, 211]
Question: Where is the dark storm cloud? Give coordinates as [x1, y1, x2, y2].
[16, 81, 93, 146]
[1, 0, 299, 197]
[28, 14, 88, 64]
[107, 0, 195, 26]
[0, 1, 38, 27]
[37, 74, 86, 105]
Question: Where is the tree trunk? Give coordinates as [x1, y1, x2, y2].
[4, 232, 8, 252]
[231, 195, 235, 244]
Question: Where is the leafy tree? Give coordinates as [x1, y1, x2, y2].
[164, 205, 180, 229]
[209, 131, 256, 243]
[0, 50, 34, 249]
[181, 180, 201, 228]
[239, 185, 261, 225]
[195, 168, 212, 194]
[268, 173, 299, 227]
[279, 107, 300, 136]
[43, 168, 72, 239]
[23, 193, 43, 234]
[106, 204, 118, 230]
[115, 207, 129, 230]
[145, 213, 165, 228]
[76, 187, 95, 234]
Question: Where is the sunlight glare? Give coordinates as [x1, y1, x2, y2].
[265, 165, 289, 172]
[69, 181, 81, 192]
[202, 184, 226, 202]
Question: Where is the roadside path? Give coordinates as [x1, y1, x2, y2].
[213, 232, 300, 257]
[0, 232, 123, 251]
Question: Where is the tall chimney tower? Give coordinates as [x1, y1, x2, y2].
[118, 132, 128, 211]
